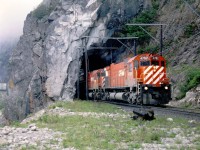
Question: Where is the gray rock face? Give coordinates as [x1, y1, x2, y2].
[0, 111, 8, 126]
[157, 0, 200, 99]
[170, 85, 200, 108]
[6, 0, 146, 120]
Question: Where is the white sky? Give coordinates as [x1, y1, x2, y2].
[0, 0, 43, 42]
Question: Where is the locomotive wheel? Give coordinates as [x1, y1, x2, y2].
[136, 96, 142, 105]
[101, 92, 107, 101]
[128, 98, 135, 104]
[127, 97, 132, 104]
[131, 98, 136, 104]
[93, 92, 97, 101]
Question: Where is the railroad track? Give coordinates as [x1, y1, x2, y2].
[99, 100, 200, 121]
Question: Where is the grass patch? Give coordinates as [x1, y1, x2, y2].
[30, 101, 200, 149]
[10, 121, 27, 128]
[168, 132, 176, 138]
[38, 115, 135, 149]
[193, 136, 200, 150]
[129, 143, 142, 149]
[175, 139, 182, 144]
[20, 145, 37, 150]
[48, 100, 126, 114]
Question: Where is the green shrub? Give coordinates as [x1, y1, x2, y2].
[152, 0, 159, 10]
[0, 94, 4, 110]
[188, 0, 196, 3]
[120, 5, 158, 46]
[32, 4, 50, 20]
[176, 0, 183, 8]
[138, 45, 159, 54]
[184, 22, 198, 38]
[32, 1, 59, 20]
[179, 68, 200, 99]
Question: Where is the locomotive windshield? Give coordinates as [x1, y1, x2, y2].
[152, 61, 159, 66]
[140, 61, 150, 66]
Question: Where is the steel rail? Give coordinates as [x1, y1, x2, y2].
[97, 100, 200, 121]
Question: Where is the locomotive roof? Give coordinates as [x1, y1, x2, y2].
[128, 53, 165, 63]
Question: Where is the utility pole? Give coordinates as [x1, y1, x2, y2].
[77, 48, 80, 99]
[133, 39, 137, 56]
[160, 25, 163, 56]
[82, 38, 88, 100]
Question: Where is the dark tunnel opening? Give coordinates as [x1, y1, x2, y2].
[75, 38, 136, 99]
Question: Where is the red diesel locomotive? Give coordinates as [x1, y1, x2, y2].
[88, 53, 172, 105]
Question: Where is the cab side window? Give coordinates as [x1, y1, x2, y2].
[129, 63, 133, 72]
[101, 72, 105, 76]
[97, 72, 100, 78]
[140, 61, 150, 66]
[134, 60, 139, 69]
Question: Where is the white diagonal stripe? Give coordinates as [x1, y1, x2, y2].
[146, 67, 164, 84]
[144, 66, 152, 75]
[152, 67, 164, 79]
[153, 73, 164, 84]
[146, 76, 154, 84]
[144, 70, 153, 81]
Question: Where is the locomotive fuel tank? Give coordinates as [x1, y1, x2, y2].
[109, 92, 129, 101]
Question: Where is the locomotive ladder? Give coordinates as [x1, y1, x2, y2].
[136, 83, 142, 104]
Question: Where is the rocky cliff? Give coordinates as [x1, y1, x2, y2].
[5, 0, 149, 121]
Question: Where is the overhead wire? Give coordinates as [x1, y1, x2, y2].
[138, 26, 160, 44]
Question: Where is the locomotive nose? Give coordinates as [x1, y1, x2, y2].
[143, 66, 165, 86]
[153, 66, 157, 72]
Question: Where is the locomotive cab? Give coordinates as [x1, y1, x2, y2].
[130, 53, 171, 104]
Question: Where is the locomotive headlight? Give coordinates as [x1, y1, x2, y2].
[144, 86, 148, 90]
[164, 86, 168, 90]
